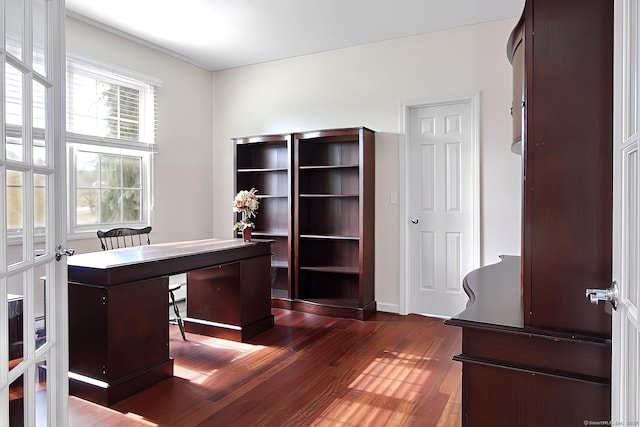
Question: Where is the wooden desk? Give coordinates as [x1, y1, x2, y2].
[67, 238, 273, 406]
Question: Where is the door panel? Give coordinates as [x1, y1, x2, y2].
[408, 101, 476, 317]
[523, 0, 613, 336]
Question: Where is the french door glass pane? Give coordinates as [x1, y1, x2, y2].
[33, 79, 48, 166]
[34, 173, 47, 229]
[32, 0, 48, 76]
[7, 170, 24, 265]
[34, 266, 47, 351]
[5, 0, 23, 59]
[8, 375, 24, 426]
[35, 359, 48, 425]
[8, 274, 24, 364]
[8, 296, 23, 365]
[6, 63, 24, 161]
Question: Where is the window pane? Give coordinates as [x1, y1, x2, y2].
[76, 188, 99, 225]
[100, 189, 122, 222]
[33, 79, 48, 166]
[6, 63, 24, 161]
[33, 0, 48, 76]
[123, 189, 141, 222]
[76, 151, 99, 187]
[68, 74, 141, 142]
[100, 154, 122, 188]
[123, 156, 141, 188]
[5, 0, 23, 59]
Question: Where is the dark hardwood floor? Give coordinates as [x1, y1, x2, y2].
[69, 308, 462, 427]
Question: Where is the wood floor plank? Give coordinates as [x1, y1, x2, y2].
[69, 309, 462, 426]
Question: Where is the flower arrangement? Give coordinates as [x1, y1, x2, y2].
[233, 188, 260, 231]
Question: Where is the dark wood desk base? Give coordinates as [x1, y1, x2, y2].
[183, 255, 274, 342]
[68, 276, 174, 406]
[69, 359, 173, 407]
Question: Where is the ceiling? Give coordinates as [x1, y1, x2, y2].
[65, 0, 525, 72]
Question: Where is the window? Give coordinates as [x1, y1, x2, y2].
[66, 54, 159, 236]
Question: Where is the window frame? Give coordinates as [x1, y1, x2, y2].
[65, 53, 159, 239]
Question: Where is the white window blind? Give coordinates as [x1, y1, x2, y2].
[66, 55, 158, 151]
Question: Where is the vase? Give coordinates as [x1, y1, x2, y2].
[242, 225, 253, 242]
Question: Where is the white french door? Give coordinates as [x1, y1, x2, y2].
[613, 0, 640, 422]
[1, 0, 67, 425]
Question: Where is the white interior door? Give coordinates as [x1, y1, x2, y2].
[613, 0, 640, 422]
[1, 0, 67, 425]
[407, 100, 478, 318]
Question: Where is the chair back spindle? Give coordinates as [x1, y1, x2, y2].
[97, 226, 152, 251]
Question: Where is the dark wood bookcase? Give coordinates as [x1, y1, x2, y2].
[233, 127, 376, 319]
[293, 127, 376, 320]
[233, 134, 293, 308]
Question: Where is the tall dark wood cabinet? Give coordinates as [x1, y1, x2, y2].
[233, 134, 293, 308]
[445, 0, 613, 425]
[233, 127, 375, 319]
[293, 127, 376, 320]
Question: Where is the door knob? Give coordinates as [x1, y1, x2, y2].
[55, 245, 75, 261]
[411, 218, 419, 224]
[585, 281, 618, 310]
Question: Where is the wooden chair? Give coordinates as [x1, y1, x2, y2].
[96, 227, 186, 340]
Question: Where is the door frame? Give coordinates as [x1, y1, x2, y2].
[398, 94, 480, 316]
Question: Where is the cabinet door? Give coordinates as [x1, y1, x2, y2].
[523, 0, 613, 336]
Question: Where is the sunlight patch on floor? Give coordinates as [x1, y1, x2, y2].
[175, 337, 266, 384]
[68, 397, 158, 426]
[124, 412, 158, 426]
[310, 351, 434, 426]
[198, 336, 266, 362]
[173, 365, 220, 384]
[311, 400, 395, 426]
[348, 351, 434, 399]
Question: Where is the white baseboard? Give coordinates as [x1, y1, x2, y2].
[376, 302, 400, 314]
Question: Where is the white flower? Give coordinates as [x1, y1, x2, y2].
[233, 188, 259, 231]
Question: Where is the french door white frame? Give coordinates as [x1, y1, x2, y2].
[1, 0, 67, 425]
[398, 94, 480, 316]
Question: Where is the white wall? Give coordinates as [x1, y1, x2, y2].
[212, 18, 522, 311]
[65, 18, 215, 254]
